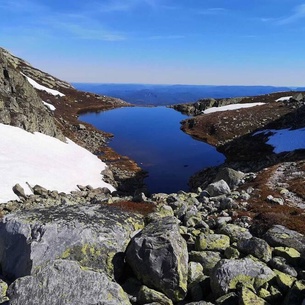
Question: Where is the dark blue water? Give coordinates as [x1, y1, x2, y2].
[80, 107, 225, 194]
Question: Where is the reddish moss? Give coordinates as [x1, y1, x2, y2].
[109, 201, 156, 216]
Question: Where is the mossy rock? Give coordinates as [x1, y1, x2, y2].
[239, 286, 270, 305]
[196, 233, 230, 252]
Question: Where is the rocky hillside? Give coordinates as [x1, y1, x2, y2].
[0, 47, 145, 193]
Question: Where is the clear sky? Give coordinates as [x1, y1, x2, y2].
[2, 0, 305, 86]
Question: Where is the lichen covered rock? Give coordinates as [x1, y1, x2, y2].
[125, 216, 188, 302]
[8, 260, 131, 305]
[0, 203, 144, 280]
[210, 257, 275, 297]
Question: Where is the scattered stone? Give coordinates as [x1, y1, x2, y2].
[266, 195, 284, 205]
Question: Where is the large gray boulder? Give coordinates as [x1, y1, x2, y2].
[210, 257, 275, 297]
[126, 216, 188, 302]
[205, 180, 231, 197]
[0, 203, 144, 280]
[214, 167, 245, 189]
[236, 237, 272, 262]
[8, 259, 131, 305]
[264, 225, 305, 253]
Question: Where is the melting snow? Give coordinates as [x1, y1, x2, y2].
[0, 123, 115, 202]
[202, 103, 265, 114]
[21, 73, 65, 97]
[43, 101, 56, 111]
[275, 96, 292, 102]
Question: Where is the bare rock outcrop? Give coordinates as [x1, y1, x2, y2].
[0, 48, 64, 140]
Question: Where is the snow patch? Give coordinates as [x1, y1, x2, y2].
[21, 73, 65, 97]
[275, 96, 292, 102]
[0, 123, 115, 202]
[202, 103, 265, 114]
[43, 101, 56, 111]
[266, 128, 305, 153]
[253, 128, 305, 153]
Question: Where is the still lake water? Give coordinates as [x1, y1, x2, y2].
[80, 107, 225, 194]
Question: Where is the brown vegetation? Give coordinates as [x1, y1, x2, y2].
[109, 201, 156, 216]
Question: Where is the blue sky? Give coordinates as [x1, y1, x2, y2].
[2, 0, 305, 86]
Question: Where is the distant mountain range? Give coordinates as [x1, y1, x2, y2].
[73, 83, 305, 106]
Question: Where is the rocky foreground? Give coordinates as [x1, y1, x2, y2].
[1, 166, 305, 305]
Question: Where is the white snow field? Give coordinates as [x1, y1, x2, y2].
[202, 102, 265, 114]
[0, 123, 115, 202]
[21, 73, 65, 97]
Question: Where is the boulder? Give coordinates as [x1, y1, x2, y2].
[0, 203, 144, 280]
[214, 167, 245, 189]
[269, 256, 297, 277]
[217, 224, 252, 243]
[8, 259, 131, 305]
[210, 257, 275, 297]
[0, 279, 9, 303]
[125, 216, 188, 302]
[205, 180, 231, 197]
[236, 237, 272, 262]
[12, 184, 27, 200]
[137, 285, 173, 305]
[239, 286, 269, 305]
[283, 280, 305, 305]
[264, 225, 305, 253]
[189, 251, 222, 275]
[195, 233, 230, 252]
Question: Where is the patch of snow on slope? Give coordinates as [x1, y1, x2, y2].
[43, 101, 56, 111]
[202, 103, 265, 114]
[275, 96, 292, 102]
[266, 128, 305, 153]
[21, 73, 65, 97]
[0, 123, 115, 202]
